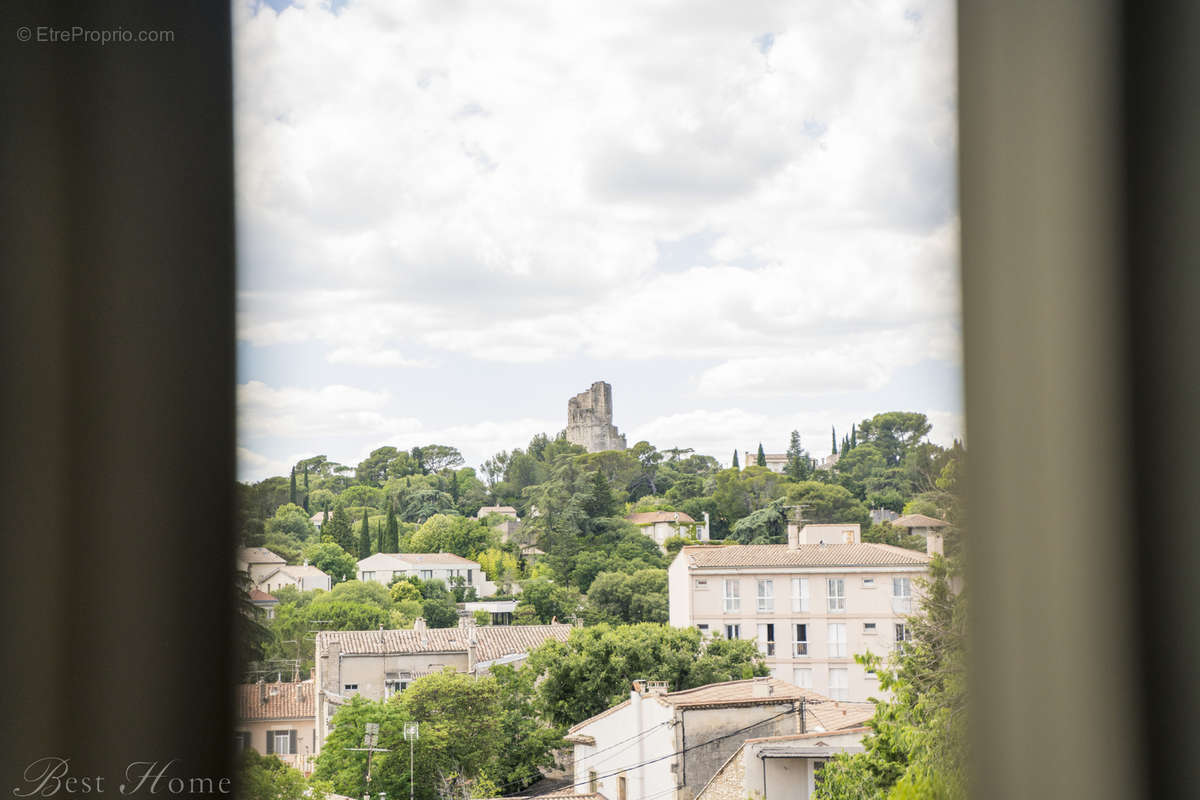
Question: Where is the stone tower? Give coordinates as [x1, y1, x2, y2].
[565, 381, 627, 452]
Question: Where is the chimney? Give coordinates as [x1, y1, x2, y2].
[413, 617, 427, 633]
[751, 677, 774, 698]
[467, 631, 478, 674]
[787, 521, 801, 549]
[632, 679, 648, 695]
[924, 528, 945, 556]
[258, 678, 266, 703]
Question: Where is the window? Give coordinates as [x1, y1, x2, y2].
[467, 569, 473, 584]
[724, 623, 741, 640]
[827, 578, 846, 612]
[791, 577, 809, 612]
[895, 623, 910, 652]
[588, 771, 598, 794]
[793, 667, 812, 689]
[362, 571, 375, 582]
[723, 579, 740, 612]
[828, 668, 848, 701]
[344, 683, 358, 692]
[618, 776, 627, 800]
[892, 577, 912, 613]
[756, 579, 774, 612]
[756, 623, 776, 656]
[267, 730, 296, 755]
[420, 569, 433, 580]
[234, 732, 251, 752]
[385, 679, 408, 699]
[695, 578, 709, 590]
[863, 622, 877, 635]
[828, 623, 846, 657]
[697, 623, 710, 634]
[862, 577, 876, 588]
[793, 623, 808, 656]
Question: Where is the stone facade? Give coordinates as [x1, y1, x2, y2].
[565, 381, 627, 452]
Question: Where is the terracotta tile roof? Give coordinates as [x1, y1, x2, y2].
[805, 700, 876, 731]
[236, 680, 315, 721]
[627, 511, 696, 525]
[743, 726, 872, 744]
[477, 506, 519, 518]
[358, 552, 481, 569]
[317, 624, 571, 662]
[678, 543, 930, 569]
[248, 589, 277, 604]
[890, 513, 949, 529]
[568, 678, 856, 734]
[238, 547, 286, 565]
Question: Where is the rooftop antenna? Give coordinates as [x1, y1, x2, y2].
[345, 721, 391, 796]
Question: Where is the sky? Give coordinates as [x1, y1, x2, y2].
[234, 0, 962, 482]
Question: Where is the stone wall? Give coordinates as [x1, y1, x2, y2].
[565, 381, 627, 452]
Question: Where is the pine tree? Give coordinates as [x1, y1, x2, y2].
[289, 467, 297, 506]
[785, 430, 806, 480]
[385, 501, 399, 552]
[323, 503, 354, 554]
[850, 424, 858, 449]
[358, 509, 371, 558]
[832, 427, 838, 455]
[756, 443, 767, 467]
[732, 450, 740, 469]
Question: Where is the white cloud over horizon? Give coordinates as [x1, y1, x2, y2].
[233, 0, 962, 481]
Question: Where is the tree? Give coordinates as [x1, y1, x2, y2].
[585, 569, 668, 624]
[301, 541, 358, 584]
[785, 430, 811, 481]
[235, 749, 306, 800]
[832, 426, 838, 455]
[385, 501, 399, 552]
[487, 664, 566, 791]
[358, 509, 371, 558]
[728, 500, 788, 544]
[756, 443, 766, 467]
[732, 450, 739, 469]
[323, 502, 355, 554]
[525, 623, 767, 727]
[264, 503, 316, 542]
[516, 577, 581, 623]
[289, 467, 297, 506]
[409, 514, 493, 558]
[784, 481, 871, 528]
[856, 412, 932, 466]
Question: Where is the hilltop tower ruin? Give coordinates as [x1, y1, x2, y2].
[565, 381, 627, 452]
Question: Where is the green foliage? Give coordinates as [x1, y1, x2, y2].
[264, 503, 316, 542]
[409, 513, 494, 558]
[385, 501, 400, 551]
[756, 443, 766, 467]
[358, 508, 371, 558]
[584, 569, 668, 624]
[300, 541, 357, 584]
[728, 500, 788, 544]
[525, 623, 768, 727]
[234, 749, 306, 800]
[322, 502, 355, 554]
[785, 430, 812, 481]
[516, 577, 581, 623]
[731, 450, 739, 469]
[473, 609, 492, 626]
[389, 579, 422, 603]
[783, 481, 870, 527]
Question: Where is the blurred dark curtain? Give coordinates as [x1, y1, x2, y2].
[0, 0, 235, 792]
[962, 1, 1199, 798]
[1, 0, 1197, 798]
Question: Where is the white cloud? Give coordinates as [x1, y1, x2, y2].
[234, 0, 960, 399]
[237, 380, 422, 440]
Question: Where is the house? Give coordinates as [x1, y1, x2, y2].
[695, 728, 869, 800]
[890, 513, 950, 555]
[248, 588, 279, 620]
[626, 511, 709, 548]
[869, 508, 899, 525]
[314, 620, 572, 751]
[357, 552, 497, 596]
[565, 677, 872, 800]
[237, 547, 287, 583]
[742, 451, 788, 473]
[310, 512, 325, 529]
[463, 599, 518, 625]
[477, 505, 522, 542]
[235, 678, 318, 775]
[255, 563, 332, 594]
[668, 522, 932, 702]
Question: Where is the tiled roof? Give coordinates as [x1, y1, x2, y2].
[236, 680, 315, 721]
[568, 678, 854, 733]
[627, 511, 696, 525]
[678, 543, 930, 569]
[477, 506, 519, 518]
[248, 589, 277, 604]
[238, 547, 286, 565]
[744, 726, 872, 744]
[318, 624, 571, 662]
[358, 552, 481, 569]
[277, 565, 330, 578]
[805, 701, 876, 731]
[891, 513, 949, 529]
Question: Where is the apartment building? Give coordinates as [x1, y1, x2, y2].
[356, 552, 497, 596]
[235, 678, 318, 775]
[668, 523, 933, 702]
[314, 620, 571, 751]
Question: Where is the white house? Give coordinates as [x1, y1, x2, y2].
[626, 511, 710, 547]
[256, 564, 332, 594]
[696, 728, 869, 800]
[565, 677, 873, 800]
[237, 547, 287, 584]
[356, 552, 497, 596]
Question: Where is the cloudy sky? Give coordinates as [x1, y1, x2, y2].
[234, 0, 962, 482]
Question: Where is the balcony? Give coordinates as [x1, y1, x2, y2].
[891, 597, 913, 614]
[271, 753, 315, 775]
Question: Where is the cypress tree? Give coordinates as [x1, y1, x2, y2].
[850, 424, 858, 450]
[785, 430, 805, 480]
[324, 503, 354, 554]
[831, 427, 838, 455]
[302, 495, 309, 514]
[358, 509, 371, 558]
[732, 450, 740, 469]
[289, 467, 297, 506]
[385, 502, 399, 552]
[756, 443, 766, 467]
[303, 463, 309, 490]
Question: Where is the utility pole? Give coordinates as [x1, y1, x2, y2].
[403, 722, 419, 800]
[345, 722, 391, 797]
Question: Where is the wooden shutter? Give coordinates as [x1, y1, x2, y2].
[289, 730, 297, 755]
[266, 730, 274, 754]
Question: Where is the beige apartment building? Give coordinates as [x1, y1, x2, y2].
[669, 523, 933, 702]
[235, 678, 318, 775]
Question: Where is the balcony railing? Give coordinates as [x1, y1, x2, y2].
[271, 753, 315, 775]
